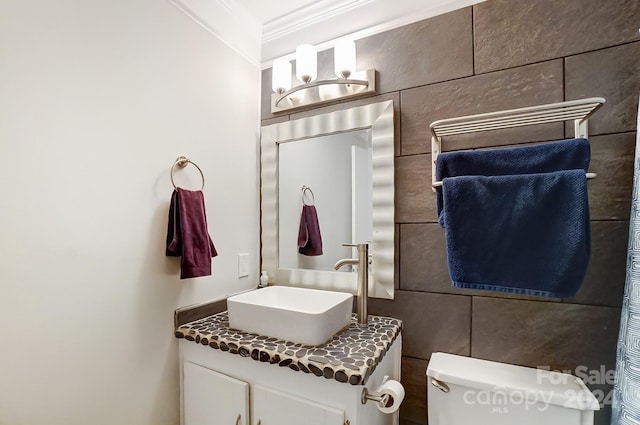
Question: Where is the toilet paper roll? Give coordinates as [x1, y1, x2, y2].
[375, 379, 405, 414]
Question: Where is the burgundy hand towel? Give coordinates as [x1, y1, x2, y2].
[297, 204, 323, 256]
[166, 188, 218, 279]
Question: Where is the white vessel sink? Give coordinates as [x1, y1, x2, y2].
[227, 286, 353, 346]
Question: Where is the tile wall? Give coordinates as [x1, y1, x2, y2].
[260, 1, 640, 423]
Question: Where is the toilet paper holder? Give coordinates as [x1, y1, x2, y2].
[361, 387, 391, 407]
[361, 376, 395, 407]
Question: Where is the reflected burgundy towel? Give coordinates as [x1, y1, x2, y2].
[166, 188, 218, 279]
[297, 205, 323, 256]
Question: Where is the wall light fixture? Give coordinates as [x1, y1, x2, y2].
[271, 40, 376, 113]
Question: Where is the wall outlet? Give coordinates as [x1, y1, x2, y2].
[237, 253, 249, 278]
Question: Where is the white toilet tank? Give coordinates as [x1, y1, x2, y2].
[426, 352, 600, 425]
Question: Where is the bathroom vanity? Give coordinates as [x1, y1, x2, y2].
[176, 311, 402, 425]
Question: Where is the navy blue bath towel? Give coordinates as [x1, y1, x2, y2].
[435, 138, 591, 225]
[441, 169, 591, 298]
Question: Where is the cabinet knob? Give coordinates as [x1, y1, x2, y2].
[235, 414, 241, 425]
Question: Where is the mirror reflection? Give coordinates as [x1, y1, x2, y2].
[260, 100, 395, 299]
[278, 129, 372, 271]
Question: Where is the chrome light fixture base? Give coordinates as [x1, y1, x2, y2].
[271, 68, 376, 114]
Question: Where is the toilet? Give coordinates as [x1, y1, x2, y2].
[426, 352, 600, 425]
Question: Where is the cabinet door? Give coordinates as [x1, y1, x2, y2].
[183, 361, 250, 425]
[252, 384, 344, 425]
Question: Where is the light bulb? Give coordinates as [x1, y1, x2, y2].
[334, 39, 356, 79]
[272, 59, 292, 94]
[295, 44, 317, 83]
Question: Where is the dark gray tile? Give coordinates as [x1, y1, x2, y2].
[472, 297, 620, 372]
[401, 60, 564, 155]
[368, 290, 471, 359]
[587, 133, 635, 221]
[473, 296, 617, 425]
[174, 298, 227, 329]
[566, 42, 640, 136]
[357, 8, 473, 94]
[395, 223, 400, 290]
[565, 221, 629, 307]
[400, 223, 451, 293]
[594, 403, 612, 425]
[400, 356, 428, 425]
[398, 223, 563, 301]
[474, 0, 640, 73]
[472, 296, 616, 425]
[396, 154, 436, 223]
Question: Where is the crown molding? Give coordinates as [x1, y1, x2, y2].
[263, 0, 374, 43]
[261, 0, 487, 64]
[167, 0, 262, 66]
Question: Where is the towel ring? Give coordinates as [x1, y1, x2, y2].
[170, 156, 205, 190]
[301, 185, 315, 206]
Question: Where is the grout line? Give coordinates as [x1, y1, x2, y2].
[393, 288, 624, 309]
[472, 40, 640, 77]
[562, 57, 567, 139]
[398, 90, 404, 157]
[360, 40, 640, 99]
[471, 4, 476, 76]
[397, 224, 402, 291]
[402, 354, 431, 362]
[469, 296, 473, 357]
[590, 219, 631, 223]
[562, 39, 640, 61]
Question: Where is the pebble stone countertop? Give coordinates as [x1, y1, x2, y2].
[175, 311, 402, 386]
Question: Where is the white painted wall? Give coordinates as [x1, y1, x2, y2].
[0, 1, 260, 424]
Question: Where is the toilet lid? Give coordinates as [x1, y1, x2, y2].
[426, 352, 600, 411]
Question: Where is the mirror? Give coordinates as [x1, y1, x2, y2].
[261, 100, 395, 299]
[278, 129, 372, 271]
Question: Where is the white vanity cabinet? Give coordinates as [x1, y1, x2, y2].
[183, 360, 344, 425]
[183, 362, 249, 425]
[178, 334, 402, 425]
[252, 385, 345, 425]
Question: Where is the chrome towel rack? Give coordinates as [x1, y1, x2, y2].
[301, 185, 315, 205]
[430, 97, 606, 189]
[170, 155, 205, 190]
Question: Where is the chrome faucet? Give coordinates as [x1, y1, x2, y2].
[334, 243, 369, 325]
